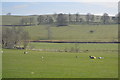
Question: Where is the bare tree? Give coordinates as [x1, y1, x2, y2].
[101, 13, 110, 24]
[29, 17, 34, 25]
[37, 15, 46, 25]
[21, 31, 30, 49]
[20, 18, 29, 25]
[112, 14, 118, 24]
[86, 13, 94, 24]
[79, 18, 84, 23]
[68, 13, 72, 23]
[2, 27, 30, 49]
[75, 12, 79, 22]
[56, 13, 68, 26]
[47, 16, 54, 24]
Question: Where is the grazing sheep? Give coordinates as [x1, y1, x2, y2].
[86, 50, 89, 52]
[31, 72, 34, 74]
[41, 56, 44, 62]
[76, 56, 78, 58]
[24, 51, 28, 54]
[41, 56, 44, 59]
[1, 51, 3, 53]
[89, 56, 96, 59]
[98, 57, 104, 59]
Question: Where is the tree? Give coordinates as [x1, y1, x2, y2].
[90, 15, 94, 23]
[20, 18, 25, 25]
[37, 15, 45, 25]
[68, 13, 72, 24]
[2, 27, 15, 48]
[56, 13, 68, 26]
[29, 17, 34, 25]
[53, 13, 58, 20]
[21, 31, 30, 49]
[75, 12, 79, 22]
[20, 17, 34, 25]
[20, 18, 29, 25]
[79, 18, 84, 23]
[112, 15, 118, 24]
[101, 13, 110, 24]
[47, 16, 54, 24]
[86, 13, 94, 24]
[2, 27, 30, 49]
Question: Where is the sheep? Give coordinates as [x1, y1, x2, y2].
[24, 51, 28, 54]
[76, 56, 78, 58]
[1, 51, 3, 54]
[41, 56, 44, 59]
[89, 56, 96, 59]
[98, 57, 104, 59]
[41, 56, 44, 62]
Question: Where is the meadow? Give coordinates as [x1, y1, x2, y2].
[25, 24, 118, 42]
[29, 42, 118, 51]
[2, 43, 118, 78]
[2, 24, 118, 78]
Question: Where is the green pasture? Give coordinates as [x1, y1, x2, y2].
[2, 24, 118, 78]
[25, 24, 118, 41]
[3, 24, 118, 41]
[29, 43, 118, 51]
[2, 43, 118, 78]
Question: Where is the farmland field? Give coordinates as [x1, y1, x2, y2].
[29, 42, 118, 51]
[2, 2, 119, 79]
[25, 24, 118, 42]
[3, 24, 118, 41]
[1, 2, 119, 79]
[2, 25, 118, 78]
[2, 43, 118, 78]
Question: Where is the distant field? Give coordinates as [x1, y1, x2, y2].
[2, 43, 118, 78]
[25, 24, 118, 42]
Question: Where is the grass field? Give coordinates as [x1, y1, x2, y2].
[2, 43, 118, 78]
[29, 42, 118, 51]
[25, 24, 118, 42]
[3, 24, 118, 41]
[2, 24, 118, 78]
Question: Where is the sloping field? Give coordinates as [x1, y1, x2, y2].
[25, 24, 118, 42]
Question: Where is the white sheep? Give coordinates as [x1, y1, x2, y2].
[0, 51, 3, 53]
[41, 56, 44, 59]
[98, 57, 104, 59]
[24, 51, 28, 54]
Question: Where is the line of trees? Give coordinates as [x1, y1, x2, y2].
[19, 13, 119, 27]
[5, 12, 119, 26]
[36, 13, 119, 26]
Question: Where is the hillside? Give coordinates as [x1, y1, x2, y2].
[24, 24, 118, 42]
[2, 14, 118, 42]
